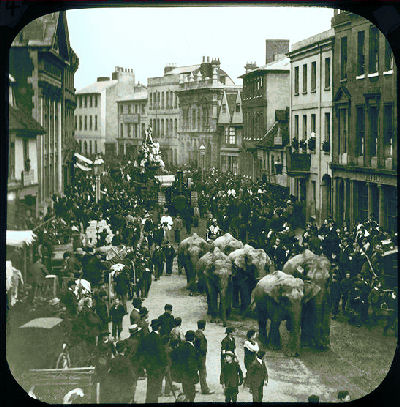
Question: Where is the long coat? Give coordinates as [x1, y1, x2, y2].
[138, 331, 167, 374]
[246, 358, 268, 390]
[171, 342, 199, 384]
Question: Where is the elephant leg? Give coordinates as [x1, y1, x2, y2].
[268, 319, 282, 350]
[220, 282, 232, 327]
[257, 312, 268, 345]
[232, 278, 240, 308]
[239, 283, 251, 315]
[206, 280, 218, 321]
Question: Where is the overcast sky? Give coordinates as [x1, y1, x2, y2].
[67, 6, 334, 90]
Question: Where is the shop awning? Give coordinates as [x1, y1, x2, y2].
[6, 230, 36, 247]
[155, 174, 175, 187]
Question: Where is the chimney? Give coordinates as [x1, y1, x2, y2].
[164, 64, 176, 75]
[265, 39, 289, 64]
[202, 56, 205, 63]
[244, 62, 258, 73]
[207, 56, 210, 63]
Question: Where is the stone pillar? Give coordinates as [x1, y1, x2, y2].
[378, 184, 385, 229]
[332, 177, 337, 223]
[367, 182, 373, 220]
[349, 179, 355, 228]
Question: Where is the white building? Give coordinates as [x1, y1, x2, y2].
[75, 67, 144, 157]
[287, 28, 334, 224]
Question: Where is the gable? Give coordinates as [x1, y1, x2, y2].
[334, 86, 351, 103]
[218, 92, 231, 124]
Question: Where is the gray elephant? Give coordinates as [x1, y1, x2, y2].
[252, 270, 321, 356]
[283, 250, 332, 350]
[198, 248, 233, 326]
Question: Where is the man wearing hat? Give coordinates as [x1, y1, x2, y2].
[246, 350, 268, 402]
[194, 320, 214, 395]
[157, 304, 175, 338]
[221, 327, 236, 368]
[163, 241, 176, 276]
[138, 306, 150, 337]
[138, 319, 167, 403]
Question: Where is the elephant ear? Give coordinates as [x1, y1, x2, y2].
[303, 280, 321, 303]
[258, 271, 304, 304]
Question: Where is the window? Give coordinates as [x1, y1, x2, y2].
[236, 103, 240, 112]
[142, 104, 145, 114]
[303, 64, 307, 93]
[229, 127, 236, 144]
[79, 116, 82, 130]
[79, 140, 82, 153]
[222, 104, 226, 113]
[340, 36, 348, 80]
[120, 123, 123, 138]
[74, 116, 77, 130]
[338, 108, 348, 154]
[175, 119, 177, 135]
[324, 112, 330, 143]
[119, 105, 123, 114]
[312, 181, 316, 204]
[324, 58, 331, 89]
[128, 104, 131, 114]
[150, 93, 153, 110]
[383, 104, 393, 157]
[385, 38, 393, 71]
[192, 110, 196, 129]
[356, 106, 365, 156]
[369, 26, 379, 73]
[311, 61, 316, 92]
[294, 66, 299, 95]
[95, 95, 98, 107]
[142, 123, 145, 138]
[90, 95, 92, 107]
[95, 115, 98, 131]
[302, 115, 307, 139]
[85, 96, 87, 108]
[89, 115, 92, 130]
[311, 114, 316, 133]
[294, 115, 299, 138]
[84, 116, 87, 130]
[369, 106, 378, 156]
[161, 119, 164, 137]
[357, 31, 365, 75]
[161, 92, 164, 109]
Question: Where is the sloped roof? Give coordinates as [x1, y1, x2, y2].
[77, 80, 118, 94]
[231, 91, 243, 125]
[240, 57, 290, 78]
[258, 120, 289, 148]
[291, 28, 334, 53]
[226, 93, 237, 117]
[166, 64, 201, 75]
[9, 105, 45, 134]
[117, 90, 148, 102]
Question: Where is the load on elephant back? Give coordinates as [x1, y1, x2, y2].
[250, 249, 332, 356]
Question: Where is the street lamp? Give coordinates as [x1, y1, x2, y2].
[199, 144, 206, 182]
[93, 155, 104, 203]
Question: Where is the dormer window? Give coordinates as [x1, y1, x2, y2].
[222, 104, 226, 113]
[235, 103, 240, 112]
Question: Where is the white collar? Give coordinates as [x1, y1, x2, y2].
[256, 357, 263, 364]
[133, 307, 140, 312]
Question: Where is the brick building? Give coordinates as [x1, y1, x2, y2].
[331, 10, 397, 231]
[287, 28, 334, 224]
[176, 57, 241, 169]
[10, 11, 79, 213]
[240, 40, 290, 180]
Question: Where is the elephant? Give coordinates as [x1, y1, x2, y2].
[229, 245, 272, 314]
[199, 248, 233, 326]
[177, 234, 211, 292]
[282, 250, 332, 350]
[252, 270, 321, 357]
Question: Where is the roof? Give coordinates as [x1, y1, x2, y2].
[9, 106, 45, 134]
[77, 80, 118, 94]
[240, 57, 290, 78]
[165, 64, 201, 75]
[291, 28, 335, 53]
[226, 93, 237, 117]
[117, 90, 148, 102]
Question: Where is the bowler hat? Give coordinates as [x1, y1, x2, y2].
[140, 306, 149, 317]
[225, 327, 235, 334]
[150, 319, 160, 330]
[223, 351, 235, 359]
[128, 324, 140, 334]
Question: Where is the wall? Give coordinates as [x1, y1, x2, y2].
[265, 72, 290, 132]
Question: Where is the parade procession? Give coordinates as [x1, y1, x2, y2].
[5, 4, 398, 405]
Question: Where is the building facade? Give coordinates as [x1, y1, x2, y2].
[287, 28, 334, 224]
[240, 43, 290, 180]
[255, 108, 289, 189]
[176, 57, 242, 169]
[217, 90, 243, 174]
[10, 11, 79, 212]
[331, 11, 397, 232]
[75, 67, 141, 158]
[147, 64, 195, 166]
[8, 75, 45, 228]
[116, 89, 148, 158]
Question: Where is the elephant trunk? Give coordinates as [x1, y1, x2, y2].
[287, 298, 302, 357]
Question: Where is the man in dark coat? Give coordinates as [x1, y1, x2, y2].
[138, 319, 167, 403]
[220, 351, 243, 403]
[29, 258, 48, 302]
[246, 350, 268, 402]
[152, 245, 165, 280]
[94, 291, 109, 333]
[84, 252, 106, 286]
[114, 268, 130, 311]
[60, 280, 78, 316]
[157, 304, 175, 338]
[171, 331, 199, 402]
[221, 327, 236, 368]
[194, 320, 214, 395]
[163, 242, 176, 275]
[130, 297, 142, 325]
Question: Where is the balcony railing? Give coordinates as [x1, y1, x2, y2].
[286, 150, 311, 174]
[21, 170, 35, 186]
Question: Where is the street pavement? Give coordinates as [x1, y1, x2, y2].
[112, 260, 338, 403]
